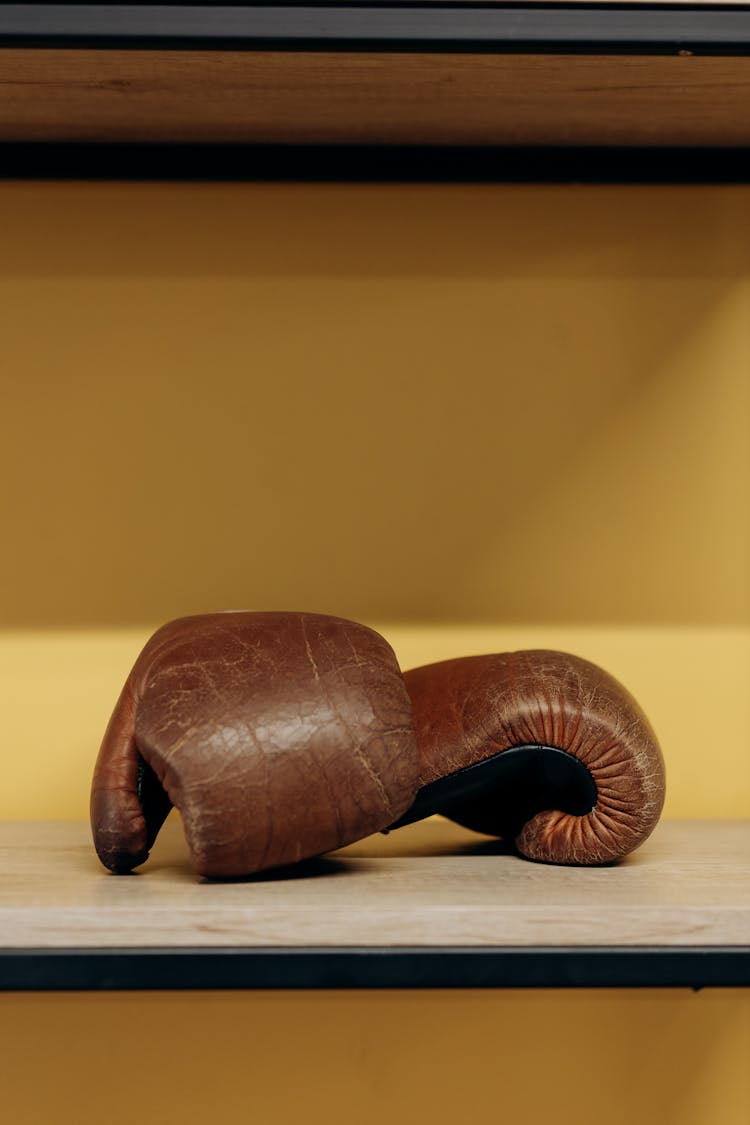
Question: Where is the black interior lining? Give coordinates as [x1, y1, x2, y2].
[136, 755, 173, 848]
[389, 743, 598, 838]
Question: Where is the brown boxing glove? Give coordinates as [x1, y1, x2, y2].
[396, 651, 665, 865]
[91, 612, 420, 878]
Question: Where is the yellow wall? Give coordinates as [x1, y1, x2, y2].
[0, 182, 748, 1125]
[1, 183, 748, 627]
[0, 990, 748, 1125]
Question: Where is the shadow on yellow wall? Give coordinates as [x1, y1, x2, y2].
[1, 184, 748, 626]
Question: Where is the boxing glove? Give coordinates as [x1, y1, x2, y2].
[395, 651, 665, 865]
[91, 612, 420, 878]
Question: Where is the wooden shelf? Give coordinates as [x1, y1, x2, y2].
[2, 4, 750, 147]
[1, 819, 748, 989]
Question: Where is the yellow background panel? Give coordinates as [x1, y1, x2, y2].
[0, 990, 747, 1125]
[1, 182, 747, 1125]
[1, 183, 748, 626]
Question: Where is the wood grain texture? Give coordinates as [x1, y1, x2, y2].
[2, 50, 750, 146]
[0, 819, 748, 948]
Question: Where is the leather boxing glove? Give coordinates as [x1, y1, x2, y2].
[91, 612, 420, 878]
[395, 651, 665, 865]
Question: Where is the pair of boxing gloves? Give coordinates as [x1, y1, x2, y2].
[91, 612, 666, 878]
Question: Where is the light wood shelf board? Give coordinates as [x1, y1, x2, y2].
[1, 819, 748, 949]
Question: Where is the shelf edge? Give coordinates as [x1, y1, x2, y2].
[2, 946, 749, 990]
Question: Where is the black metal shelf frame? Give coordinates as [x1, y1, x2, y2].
[1, 143, 748, 184]
[2, 946, 750, 991]
[1, 3, 750, 54]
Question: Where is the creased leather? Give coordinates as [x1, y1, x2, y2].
[403, 651, 665, 865]
[91, 612, 420, 877]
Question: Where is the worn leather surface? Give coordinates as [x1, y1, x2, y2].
[91, 612, 419, 877]
[403, 651, 666, 865]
